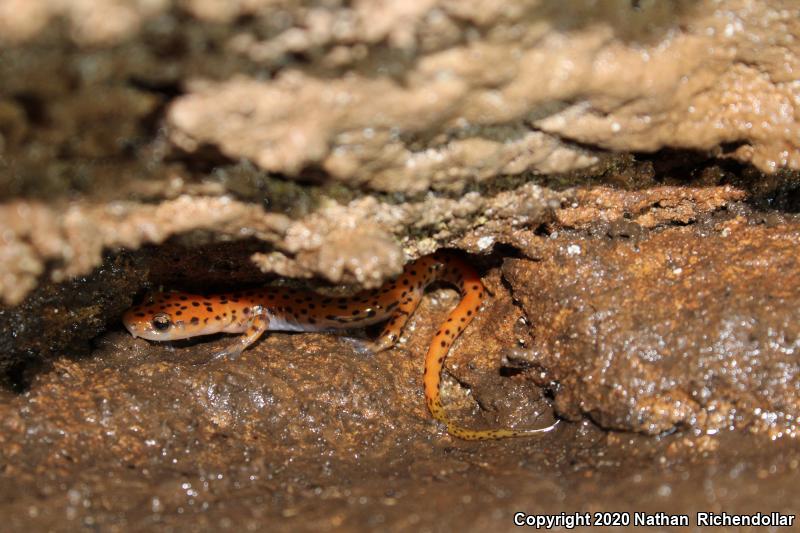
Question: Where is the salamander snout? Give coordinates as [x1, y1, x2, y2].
[123, 307, 182, 341]
[123, 291, 223, 341]
[122, 290, 200, 341]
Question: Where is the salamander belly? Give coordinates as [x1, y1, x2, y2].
[267, 313, 319, 332]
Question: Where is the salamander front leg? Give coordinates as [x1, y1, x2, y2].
[211, 306, 270, 360]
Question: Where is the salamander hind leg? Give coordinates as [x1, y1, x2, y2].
[370, 309, 414, 352]
[425, 252, 560, 440]
[211, 306, 270, 361]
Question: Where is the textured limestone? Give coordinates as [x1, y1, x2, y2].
[165, 0, 800, 186]
[0, 197, 288, 306]
[0, 183, 566, 306]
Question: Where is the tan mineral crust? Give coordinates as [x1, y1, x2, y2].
[1, 0, 800, 531]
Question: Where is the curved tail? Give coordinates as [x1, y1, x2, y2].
[424, 251, 559, 440]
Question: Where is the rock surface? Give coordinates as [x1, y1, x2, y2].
[1, 0, 800, 530]
[505, 215, 800, 438]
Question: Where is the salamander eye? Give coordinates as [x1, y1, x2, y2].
[152, 313, 172, 331]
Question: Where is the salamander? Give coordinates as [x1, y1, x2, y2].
[122, 251, 558, 440]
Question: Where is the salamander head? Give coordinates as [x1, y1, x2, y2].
[123, 291, 216, 341]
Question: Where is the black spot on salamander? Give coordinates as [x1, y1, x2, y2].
[243, 307, 250, 315]
[440, 341, 447, 347]
[215, 315, 221, 321]
[190, 317, 199, 325]
[180, 305, 188, 310]
[219, 299, 228, 304]
[203, 318, 209, 324]
[206, 306, 213, 312]
[352, 309, 360, 316]
[325, 315, 336, 320]
[322, 298, 333, 304]
[402, 279, 410, 286]
[135, 312, 145, 317]
[308, 317, 317, 325]
[308, 303, 316, 310]
[175, 311, 182, 316]
[467, 310, 472, 316]
[472, 284, 479, 291]
[192, 301, 200, 307]
[179, 295, 188, 301]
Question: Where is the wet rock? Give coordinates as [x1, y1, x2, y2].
[0, 271, 563, 529]
[1, 1, 800, 530]
[1, 284, 800, 530]
[503, 217, 800, 437]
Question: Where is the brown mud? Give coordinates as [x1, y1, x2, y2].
[2, 1, 800, 531]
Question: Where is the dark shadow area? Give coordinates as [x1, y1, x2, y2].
[0, 238, 278, 392]
[0, 252, 144, 391]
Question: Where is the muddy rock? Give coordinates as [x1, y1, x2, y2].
[0, 271, 560, 529]
[1, 270, 800, 530]
[2, 0, 800, 531]
[504, 217, 800, 438]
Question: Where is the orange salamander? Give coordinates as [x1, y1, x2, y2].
[123, 251, 558, 440]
